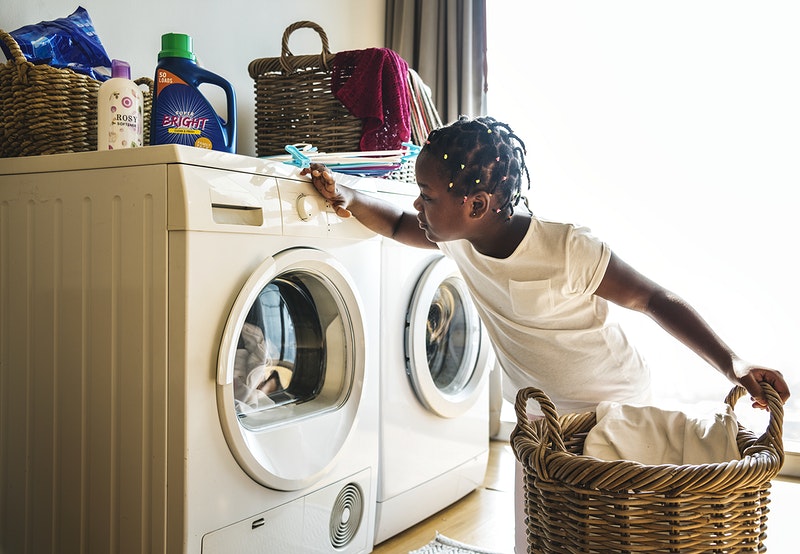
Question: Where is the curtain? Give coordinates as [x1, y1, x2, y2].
[385, 0, 487, 124]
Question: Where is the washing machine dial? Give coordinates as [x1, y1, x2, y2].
[295, 193, 315, 221]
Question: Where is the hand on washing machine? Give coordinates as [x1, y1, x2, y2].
[301, 163, 353, 218]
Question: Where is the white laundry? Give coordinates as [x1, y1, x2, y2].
[233, 323, 276, 412]
[583, 400, 741, 465]
[234, 374, 271, 413]
[233, 348, 250, 381]
[240, 321, 268, 369]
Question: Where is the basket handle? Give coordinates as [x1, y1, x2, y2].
[724, 381, 784, 463]
[514, 387, 567, 453]
[134, 76, 154, 95]
[1, 29, 27, 65]
[279, 20, 333, 74]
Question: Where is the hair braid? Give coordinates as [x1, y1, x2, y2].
[423, 115, 531, 219]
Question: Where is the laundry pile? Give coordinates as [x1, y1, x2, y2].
[233, 322, 293, 413]
[583, 400, 741, 465]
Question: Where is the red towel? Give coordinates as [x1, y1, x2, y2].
[332, 48, 411, 151]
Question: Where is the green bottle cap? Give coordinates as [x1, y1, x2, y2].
[158, 33, 196, 61]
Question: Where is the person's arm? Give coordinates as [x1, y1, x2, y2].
[301, 163, 437, 249]
[594, 251, 790, 408]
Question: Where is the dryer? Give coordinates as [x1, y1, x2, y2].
[0, 146, 380, 553]
[367, 179, 494, 544]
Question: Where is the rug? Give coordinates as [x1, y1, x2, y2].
[409, 532, 504, 554]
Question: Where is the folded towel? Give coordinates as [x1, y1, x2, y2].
[583, 400, 740, 465]
[332, 48, 411, 151]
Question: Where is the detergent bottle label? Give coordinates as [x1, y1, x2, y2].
[152, 68, 226, 150]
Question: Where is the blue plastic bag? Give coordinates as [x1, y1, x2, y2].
[1, 6, 112, 81]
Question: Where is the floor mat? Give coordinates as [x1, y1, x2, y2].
[409, 532, 504, 554]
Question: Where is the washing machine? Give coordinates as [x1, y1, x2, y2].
[0, 145, 380, 554]
[366, 179, 494, 544]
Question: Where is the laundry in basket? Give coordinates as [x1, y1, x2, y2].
[583, 400, 741, 465]
[511, 383, 784, 553]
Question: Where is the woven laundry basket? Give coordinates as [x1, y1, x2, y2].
[511, 383, 784, 553]
[247, 21, 363, 158]
[0, 29, 152, 157]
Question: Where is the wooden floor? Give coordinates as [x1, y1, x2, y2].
[372, 438, 517, 554]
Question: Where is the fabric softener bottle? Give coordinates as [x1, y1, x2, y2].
[97, 59, 144, 149]
[150, 33, 237, 152]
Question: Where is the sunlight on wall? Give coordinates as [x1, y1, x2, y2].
[487, 1, 799, 443]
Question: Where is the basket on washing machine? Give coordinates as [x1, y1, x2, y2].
[510, 382, 784, 553]
[0, 29, 153, 157]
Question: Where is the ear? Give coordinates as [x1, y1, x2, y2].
[469, 191, 493, 218]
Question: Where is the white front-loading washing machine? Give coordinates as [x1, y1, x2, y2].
[0, 145, 380, 554]
[365, 179, 494, 545]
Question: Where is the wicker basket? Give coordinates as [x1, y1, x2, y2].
[511, 383, 784, 553]
[248, 21, 363, 158]
[0, 29, 153, 157]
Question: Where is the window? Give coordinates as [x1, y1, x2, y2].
[488, 1, 799, 471]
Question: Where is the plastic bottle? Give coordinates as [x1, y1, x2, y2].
[97, 59, 144, 150]
[149, 33, 237, 153]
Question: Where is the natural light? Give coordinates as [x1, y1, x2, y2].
[487, 1, 799, 464]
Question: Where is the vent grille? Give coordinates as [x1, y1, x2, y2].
[329, 482, 363, 548]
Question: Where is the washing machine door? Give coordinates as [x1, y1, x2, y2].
[405, 256, 492, 418]
[217, 248, 365, 491]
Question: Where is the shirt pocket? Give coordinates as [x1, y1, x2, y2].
[509, 279, 555, 318]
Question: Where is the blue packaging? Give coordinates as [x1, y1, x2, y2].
[1, 6, 112, 80]
[150, 33, 237, 153]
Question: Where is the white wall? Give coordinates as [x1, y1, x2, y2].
[488, 1, 799, 435]
[2, 1, 385, 157]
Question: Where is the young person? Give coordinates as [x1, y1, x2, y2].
[301, 115, 790, 551]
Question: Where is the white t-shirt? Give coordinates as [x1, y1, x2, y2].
[439, 217, 652, 416]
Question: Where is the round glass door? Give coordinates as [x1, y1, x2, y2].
[217, 248, 365, 491]
[405, 256, 491, 418]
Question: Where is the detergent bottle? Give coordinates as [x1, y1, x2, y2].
[150, 33, 237, 152]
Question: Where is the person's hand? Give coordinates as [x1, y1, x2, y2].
[300, 163, 353, 218]
[733, 359, 790, 409]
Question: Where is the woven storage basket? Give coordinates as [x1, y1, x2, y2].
[248, 20, 363, 158]
[0, 29, 153, 157]
[511, 383, 784, 553]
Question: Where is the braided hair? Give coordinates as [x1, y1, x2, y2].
[422, 115, 531, 219]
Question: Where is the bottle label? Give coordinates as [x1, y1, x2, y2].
[102, 86, 144, 149]
[153, 68, 226, 150]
